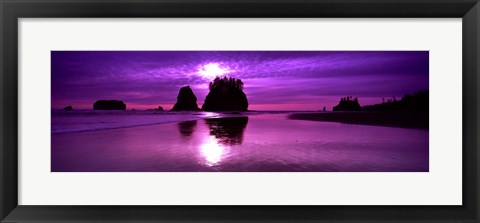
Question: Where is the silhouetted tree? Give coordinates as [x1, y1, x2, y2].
[209, 76, 244, 91]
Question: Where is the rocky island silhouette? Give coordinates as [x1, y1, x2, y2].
[93, 100, 126, 110]
[82, 76, 249, 112]
[75, 78, 427, 130]
[172, 86, 200, 111]
[170, 76, 249, 112]
[202, 76, 248, 111]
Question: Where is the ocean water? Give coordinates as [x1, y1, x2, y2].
[52, 109, 274, 134]
[51, 111, 429, 172]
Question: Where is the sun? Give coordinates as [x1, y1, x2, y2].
[198, 63, 229, 79]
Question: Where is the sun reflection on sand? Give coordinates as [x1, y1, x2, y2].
[198, 117, 249, 167]
[202, 112, 221, 119]
[200, 136, 228, 166]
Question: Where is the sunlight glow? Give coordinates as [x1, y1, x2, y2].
[198, 63, 229, 78]
[200, 136, 226, 166]
[202, 112, 221, 119]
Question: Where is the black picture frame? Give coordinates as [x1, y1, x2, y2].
[1, 0, 479, 222]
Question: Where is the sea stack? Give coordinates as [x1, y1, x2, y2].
[172, 86, 200, 111]
[63, 105, 73, 111]
[93, 100, 126, 110]
[202, 76, 248, 111]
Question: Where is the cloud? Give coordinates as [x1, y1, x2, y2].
[51, 51, 428, 109]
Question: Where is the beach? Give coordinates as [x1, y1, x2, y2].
[51, 112, 429, 172]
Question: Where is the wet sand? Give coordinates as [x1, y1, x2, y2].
[288, 112, 429, 129]
[52, 114, 429, 172]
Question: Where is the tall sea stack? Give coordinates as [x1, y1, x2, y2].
[202, 76, 248, 111]
[172, 86, 200, 111]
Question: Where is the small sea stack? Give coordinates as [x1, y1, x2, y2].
[93, 100, 126, 110]
[202, 76, 248, 111]
[172, 86, 200, 111]
[63, 106, 73, 111]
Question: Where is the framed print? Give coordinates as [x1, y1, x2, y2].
[48, 50, 430, 172]
[1, 0, 479, 222]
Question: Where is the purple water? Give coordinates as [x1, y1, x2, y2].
[52, 110, 222, 134]
[51, 111, 428, 172]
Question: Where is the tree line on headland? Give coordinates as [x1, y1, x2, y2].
[289, 90, 429, 129]
[332, 90, 428, 112]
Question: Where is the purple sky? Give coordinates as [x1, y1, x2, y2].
[51, 51, 428, 111]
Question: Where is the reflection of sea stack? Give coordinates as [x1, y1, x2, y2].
[205, 117, 249, 145]
[333, 96, 361, 111]
[202, 76, 248, 111]
[93, 100, 126, 110]
[172, 86, 200, 111]
[177, 120, 198, 137]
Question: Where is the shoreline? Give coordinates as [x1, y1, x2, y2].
[52, 111, 429, 135]
[288, 112, 428, 130]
